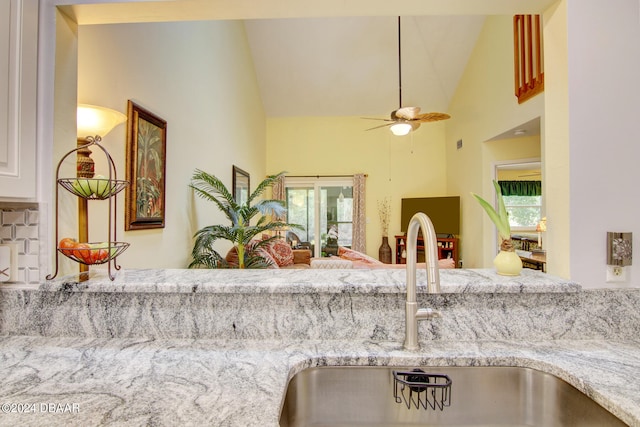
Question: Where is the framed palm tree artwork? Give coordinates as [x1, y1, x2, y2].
[125, 100, 167, 230]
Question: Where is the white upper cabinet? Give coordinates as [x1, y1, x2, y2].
[0, 0, 38, 200]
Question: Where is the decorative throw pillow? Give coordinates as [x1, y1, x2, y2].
[254, 247, 279, 268]
[267, 238, 294, 267]
[225, 247, 240, 266]
[338, 246, 384, 265]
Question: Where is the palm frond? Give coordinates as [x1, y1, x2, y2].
[244, 253, 275, 269]
[247, 171, 286, 205]
[189, 246, 227, 269]
[193, 224, 237, 244]
[237, 205, 258, 225]
[190, 169, 240, 224]
[253, 199, 286, 218]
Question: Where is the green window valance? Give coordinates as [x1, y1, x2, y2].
[498, 180, 542, 196]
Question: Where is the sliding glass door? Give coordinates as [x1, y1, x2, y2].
[285, 178, 353, 258]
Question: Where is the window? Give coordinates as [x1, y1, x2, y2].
[285, 177, 353, 258]
[499, 180, 542, 230]
[503, 194, 542, 230]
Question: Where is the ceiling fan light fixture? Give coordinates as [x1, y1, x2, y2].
[390, 122, 412, 136]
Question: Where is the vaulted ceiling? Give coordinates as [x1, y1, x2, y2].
[244, 16, 485, 118]
[62, 0, 556, 120]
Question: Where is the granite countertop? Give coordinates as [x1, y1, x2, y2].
[35, 267, 581, 294]
[1, 268, 637, 426]
[0, 336, 639, 427]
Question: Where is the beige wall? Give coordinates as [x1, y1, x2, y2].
[542, 1, 570, 279]
[446, 15, 544, 268]
[71, 20, 265, 271]
[497, 168, 541, 181]
[52, 10, 81, 276]
[266, 116, 447, 258]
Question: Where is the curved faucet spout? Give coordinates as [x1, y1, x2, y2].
[404, 212, 441, 350]
[406, 213, 441, 296]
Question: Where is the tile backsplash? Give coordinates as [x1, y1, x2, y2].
[0, 206, 40, 284]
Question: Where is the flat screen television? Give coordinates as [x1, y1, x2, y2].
[401, 196, 460, 236]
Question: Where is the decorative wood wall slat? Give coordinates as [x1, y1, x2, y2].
[514, 15, 544, 104]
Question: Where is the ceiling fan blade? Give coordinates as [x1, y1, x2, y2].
[415, 112, 451, 122]
[365, 122, 394, 131]
[395, 106, 421, 120]
[361, 117, 394, 122]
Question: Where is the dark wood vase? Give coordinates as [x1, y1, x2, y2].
[378, 236, 392, 264]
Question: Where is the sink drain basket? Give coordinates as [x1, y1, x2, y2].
[392, 369, 452, 410]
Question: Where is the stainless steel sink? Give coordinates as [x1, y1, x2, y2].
[279, 366, 626, 426]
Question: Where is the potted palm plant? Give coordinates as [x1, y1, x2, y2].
[188, 169, 294, 269]
[471, 180, 522, 276]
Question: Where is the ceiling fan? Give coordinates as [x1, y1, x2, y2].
[364, 17, 451, 135]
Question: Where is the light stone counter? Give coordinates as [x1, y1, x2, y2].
[34, 267, 580, 294]
[0, 337, 638, 426]
[0, 268, 639, 426]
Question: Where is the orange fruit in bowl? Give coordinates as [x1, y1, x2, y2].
[59, 238, 78, 256]
[73, 243, 91, 263]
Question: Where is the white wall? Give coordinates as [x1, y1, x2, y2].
[76, 20, 265, 270]
[566, 0, 640, 288]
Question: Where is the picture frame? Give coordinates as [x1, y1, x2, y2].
[125, 100, 167, 230]
[232, 165, 250, 205]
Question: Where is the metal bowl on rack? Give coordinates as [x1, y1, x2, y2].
[58, 178, 129, 200]
[57, 241, 130, 265]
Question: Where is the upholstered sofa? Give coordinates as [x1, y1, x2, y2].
[224, 237, 313, 269]
[309, 246, 455, 269]
[226, 238, 454, 270]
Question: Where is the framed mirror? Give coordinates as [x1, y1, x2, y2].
[232, 165, 250, 205]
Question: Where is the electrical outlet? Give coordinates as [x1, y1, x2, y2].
[606, 265, 626, 282]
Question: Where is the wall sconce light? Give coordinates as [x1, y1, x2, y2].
[606, 231, 632, 282]
[77, 104, 127, 178]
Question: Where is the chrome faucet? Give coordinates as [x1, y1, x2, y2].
[404, 212, 441, 351]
